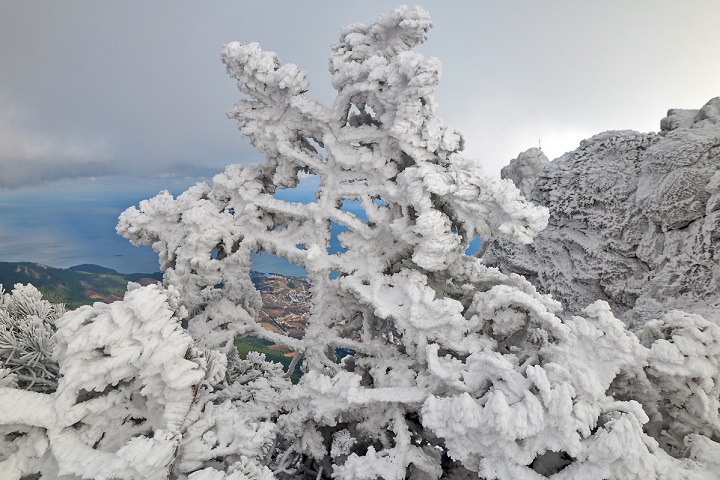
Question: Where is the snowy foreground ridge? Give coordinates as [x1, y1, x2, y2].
[2, 7, 720, 480]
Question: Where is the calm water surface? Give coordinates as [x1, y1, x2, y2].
[0, 174, 479, 276]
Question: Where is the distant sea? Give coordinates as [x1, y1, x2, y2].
[0, 176, 168, 274]
[0, 174, 479, 277]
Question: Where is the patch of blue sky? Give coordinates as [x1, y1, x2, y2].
[271, 173, 320, 205]
[465, 235, 482, 256]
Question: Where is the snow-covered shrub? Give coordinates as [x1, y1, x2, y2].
[639, 310, 720, 455]
[0, 283, 62, 392]
[0, 284, 287, 479]
[115, 6, 720, 479]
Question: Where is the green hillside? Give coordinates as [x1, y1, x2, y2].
[234, 336, 302, 383]
[0, 262, 163, 309]
[1, 262, 305, 380]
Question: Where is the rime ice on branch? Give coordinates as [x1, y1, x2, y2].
[114, 6, 719, 479]
[0, 284, 61, 391]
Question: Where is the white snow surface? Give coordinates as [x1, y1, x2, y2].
[484, 99, 720, 328]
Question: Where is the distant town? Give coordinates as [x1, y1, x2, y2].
[251, 271, 312, 338]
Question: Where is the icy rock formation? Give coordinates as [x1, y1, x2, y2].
[113, 7, 720, 479]
[484, 98, 720, 327]
[500, 147, 549, 199]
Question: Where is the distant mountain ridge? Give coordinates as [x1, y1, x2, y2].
[67, 264, 127, 275]
[0, 262, 163, 309]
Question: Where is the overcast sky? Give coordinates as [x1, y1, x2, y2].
[2, 1, 720, 190]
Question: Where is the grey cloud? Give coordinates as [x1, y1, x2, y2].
[0, 122, 117, 188]
[0, 154, 118, 190]
[0, 160, 116, 190]
[1, 1, 719, 185]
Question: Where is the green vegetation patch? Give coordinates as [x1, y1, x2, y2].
[234, 336, 302, 383]
[0, 262, 162, 309]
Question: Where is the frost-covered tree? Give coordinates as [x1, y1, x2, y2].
[115, 6, 720, 479]
[0, 283, 62, 392]
[639, 311, 720, 455]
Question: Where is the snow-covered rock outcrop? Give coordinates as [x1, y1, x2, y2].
[484, 98, 720, 327]
[499, 147, 549, 199]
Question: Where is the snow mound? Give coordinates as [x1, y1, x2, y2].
[484, 97, 720, 327]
